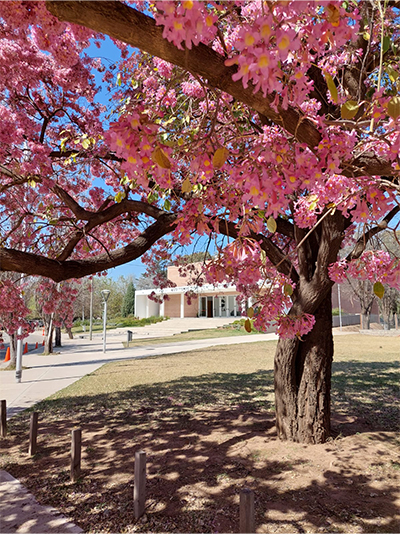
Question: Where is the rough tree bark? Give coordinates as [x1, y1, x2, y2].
[54, 326, 62, 347]
[274, 291, 333, 443]
[4, 332, 17, 369]
[43, 314, 54, 354]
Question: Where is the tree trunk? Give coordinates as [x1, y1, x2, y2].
[65, 325, 74, 339]
[44, 318, 54, 354]
[54, 326, 62, 347]
[5, 333, 17, 369]
[274, 290, 333, 444]
[360, 311, 370, 330]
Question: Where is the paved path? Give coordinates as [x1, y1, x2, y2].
[0, 471, 82, 533]
[1, 328, 278, 417]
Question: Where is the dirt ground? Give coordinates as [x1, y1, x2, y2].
[2, 409, 399, 533]
[1, 334, 399, 533]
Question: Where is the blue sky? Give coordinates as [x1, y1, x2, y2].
[86, 37, 148, 281]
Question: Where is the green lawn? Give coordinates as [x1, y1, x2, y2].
[39, 334, 399, 430]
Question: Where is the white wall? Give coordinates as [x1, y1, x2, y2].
[135, 294, 160, 318]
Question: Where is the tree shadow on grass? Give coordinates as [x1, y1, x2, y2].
[2, 361, 400, 533]
[331, 360, 399, 435]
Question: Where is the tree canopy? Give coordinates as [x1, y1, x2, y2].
[1, 0, 400, 441]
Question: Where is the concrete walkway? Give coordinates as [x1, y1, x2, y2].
[0, 471, 82, 533]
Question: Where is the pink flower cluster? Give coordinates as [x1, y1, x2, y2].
[36, 279, 78, 328]
[107, 111, 173, 188]
[329, 251, 400, 289]
[0, 280, 34, 343]
[276, 313, 316, 339]
[154, 1, 217, 50]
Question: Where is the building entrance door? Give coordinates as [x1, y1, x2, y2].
[207, 297, 213, 317]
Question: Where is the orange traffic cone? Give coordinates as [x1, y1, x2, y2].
[42, 340, 45, 346]
[4, 347, 10, 362]
[35, 342, 38, 349]
[23, 342, 28, 354]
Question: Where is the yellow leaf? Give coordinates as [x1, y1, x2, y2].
[182, 176, 192, 193]
[152, 146, 171, 169]
[81, 138, 91, 150]
[326, 3, 340, 26]
[387, 96, 400, 120]
[244, 318, 252, 333]
[247, 307, 254, 318]
[324, 72, 338, 104]
[114, 191, 125, 203]
[267, 216, 277, 233]
[373, 281, 385, 299]
[212, 147, 229, 169]
[341, 100, 359, 120]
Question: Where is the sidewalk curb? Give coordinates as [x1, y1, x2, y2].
[0, 470, 83, 533]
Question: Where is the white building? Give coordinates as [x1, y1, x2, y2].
[135, 265, 245, 319]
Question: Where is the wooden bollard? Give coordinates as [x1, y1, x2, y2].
[240, 488, 255, 533]
[70, 428, 82, 482]
[28, 412, 39, 456]
[134, 450, 146, 520]
[0, 400, 6, 438]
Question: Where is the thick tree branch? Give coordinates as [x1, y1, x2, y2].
[0, 213, 177, 282]
[45, 3, 320, 148]
[49, 149, 122, 162]
[45, 1, 398, 180]
[214, 218, 299, 284]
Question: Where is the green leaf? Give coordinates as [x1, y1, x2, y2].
[212, 147, 229, 169]
[386, 65, 399, 83]
[283, 283, 293, 297]
[163, 199, 171, 211]
[341, 100, 359, 120]
[267, 216, 277, 233]
[244, 318, 252, 333]
[116, 72, 122, 86]
[387, 96, 400, 120]
[325, 73, 338, 104]
[247, 307, 254, 318]
[373, 281, 385, 299]
[114, 191, 125, 203]
[382, 35, 391, 54]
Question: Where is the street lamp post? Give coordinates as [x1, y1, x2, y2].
[101, 290, 111, 353]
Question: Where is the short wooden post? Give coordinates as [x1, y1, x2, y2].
[134, 450, 146, 520]
[240, 488, 255, 533]
[70, 428, 82, 482]
[0, 400, 6, 438]
[28, 412, 39, 456]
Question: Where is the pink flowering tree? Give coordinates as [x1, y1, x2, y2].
[0, 276, 34, 366]
[35, 279, 78, 353]
[1, 1, 400, 443]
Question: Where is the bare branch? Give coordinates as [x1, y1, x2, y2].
[347, 205, 400, 261]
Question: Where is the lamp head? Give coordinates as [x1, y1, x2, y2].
[101, 289, 111, 302]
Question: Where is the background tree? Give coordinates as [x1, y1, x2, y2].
[121, 280, 136, 317]
[0, 1, 399, 442]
